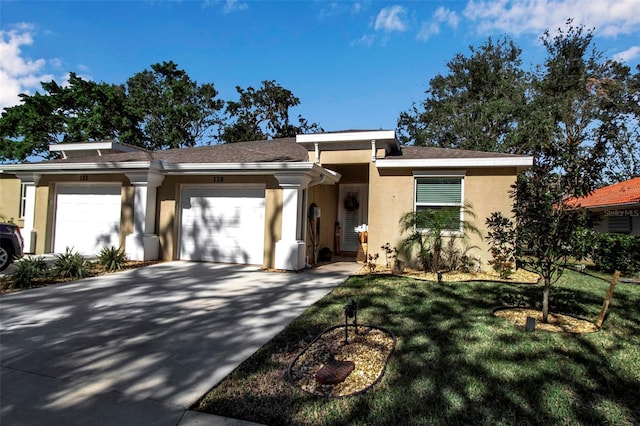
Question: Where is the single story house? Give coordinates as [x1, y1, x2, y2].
[569, 177, 640, 235]
[0, 130, 533, 270]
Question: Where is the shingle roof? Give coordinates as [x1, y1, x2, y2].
[568, 177, 640, 208]
[36, 138, 529, 166]
[395, 146, 525, 159]
[50, 137, 308, 164]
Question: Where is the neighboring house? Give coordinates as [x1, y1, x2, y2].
[0, 130, 533, 270]
[568, 177, 640, 235]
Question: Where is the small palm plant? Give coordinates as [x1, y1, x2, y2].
[53, 247, 90, 279]
[399, 202, 481, 272]
[97, 246, 128, 272]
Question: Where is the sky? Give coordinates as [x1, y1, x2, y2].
[1, 0, 640, 135]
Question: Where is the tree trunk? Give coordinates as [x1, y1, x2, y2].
[542, 276, 550, 323]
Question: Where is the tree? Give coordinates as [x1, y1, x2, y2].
[511, 22, 615, 322]
[398, 203, 481, 273]
[219, 80, 322, 143]
[126, 61, 223, 149]
[598, 63, 640, 183]
[1, 73, 138, 162]
[397, 36, 528, 152]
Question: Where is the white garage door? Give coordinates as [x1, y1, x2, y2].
[54, 184, 122, 255]
[180, 186, 265, 265]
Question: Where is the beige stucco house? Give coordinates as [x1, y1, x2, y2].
[0, 130, 532, 270]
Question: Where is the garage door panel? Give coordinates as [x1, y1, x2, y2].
[179, 187, 265, 265]
[54, 185, 122, 255]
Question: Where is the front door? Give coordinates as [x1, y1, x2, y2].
[338, 184, 368, 253]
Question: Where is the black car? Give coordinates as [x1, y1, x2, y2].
[0, 223, 24, 271]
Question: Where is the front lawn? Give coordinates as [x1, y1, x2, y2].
[196, 270, 640, 425]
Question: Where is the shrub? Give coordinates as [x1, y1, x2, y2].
[53, 248, 90, 279]
[591, 233, 640, 274]
[485, 212, 516, 279]
[365, 253, 379, 273]
[440, 239, 479, 272]
[380, 243, 397, 268]
[399, 203, 481, 272]
[11, 257, 48, 289]
[97, 246, 127, 271]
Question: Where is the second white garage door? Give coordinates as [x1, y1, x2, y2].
[53, 184, 122, 255]
[179, 186, 265, 265]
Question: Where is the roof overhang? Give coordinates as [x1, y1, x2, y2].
[1, 161, 161, 174]
[376, 156, 534, 170]
[161, 161, 341, 184]
[49, 141, 145, 159]
[296, 130, 399, 152]
[1, 161, 341, 185]
[580, 202, 640, 211]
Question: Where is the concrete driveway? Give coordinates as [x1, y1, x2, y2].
[0, 261, 360, 426]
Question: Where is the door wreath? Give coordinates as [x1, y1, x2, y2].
[344, 195, 360, 212]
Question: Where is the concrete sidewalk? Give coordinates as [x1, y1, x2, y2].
[0, 261, 360, 425]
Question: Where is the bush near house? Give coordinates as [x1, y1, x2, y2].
[591, 233, 640, 274]
[9, 256, 48, 289]
[97, 246, 128, 271]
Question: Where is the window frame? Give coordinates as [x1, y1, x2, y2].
[413, 171, 466, 235]
[19, 183, 28, 218]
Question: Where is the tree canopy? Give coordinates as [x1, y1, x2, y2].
[0, 73, 138, 162]
[512, 23, 630, 322]
[398, 26, 639, 184]
[0, 63, 321, 162]
[398, 36, 528, 153]
[218, 80, 322, 144]
[126, 61, 223, 150]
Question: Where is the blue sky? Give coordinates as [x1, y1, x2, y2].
[1, 0, 640, 134]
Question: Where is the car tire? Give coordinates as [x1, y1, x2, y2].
[0, 245, 11, 271]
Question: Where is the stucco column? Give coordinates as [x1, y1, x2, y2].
[15, 173, 40, 253]
[274, 173, 311, 271]
[125, 172, 164, 261]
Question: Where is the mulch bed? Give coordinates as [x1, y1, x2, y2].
[0, 260, 159, 294]
[288, 325, 395, 398]
[494, 307, 599, 333]
[355, 265, 541, 284]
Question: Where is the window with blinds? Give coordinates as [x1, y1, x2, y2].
[415, 177, 463, 232]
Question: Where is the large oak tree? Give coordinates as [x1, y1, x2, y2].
[397, 36, 528, 152]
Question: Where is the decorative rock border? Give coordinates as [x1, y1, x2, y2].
[287, 324, 396, 398]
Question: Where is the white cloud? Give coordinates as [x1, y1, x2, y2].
[463, 0, 640, 37]
[222, 0, 248, 14]
[0, 24, 54, 111]
[351, 34, 375, 47]
[417, 7, 460, 42]
[374, 5, 408, 32]
[614, 46, 640, 63]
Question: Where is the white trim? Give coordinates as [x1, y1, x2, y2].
[297, 130, 396, 143]
[1, 161, 342, 186]
[49, 141, 144, 154]
[413, 170, 467, 177]
[378, 156, 534, 169]
[1, 161, 158, 173]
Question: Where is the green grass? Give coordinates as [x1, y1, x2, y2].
[196, 270, 640, 425]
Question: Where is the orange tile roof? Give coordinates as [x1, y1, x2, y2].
[569, 177, 640, 208]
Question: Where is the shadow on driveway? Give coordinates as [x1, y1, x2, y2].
[0, 261, 359, 426]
